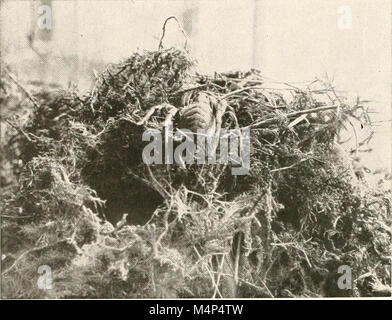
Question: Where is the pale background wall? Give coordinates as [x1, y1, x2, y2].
[1, 0, 390, 172]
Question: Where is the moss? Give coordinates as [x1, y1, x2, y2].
[1, 48, 390, 298]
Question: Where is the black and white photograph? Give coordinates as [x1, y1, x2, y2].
[0, 0, 391, 303]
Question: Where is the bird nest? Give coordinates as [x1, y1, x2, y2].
[0, 48, 390, 298]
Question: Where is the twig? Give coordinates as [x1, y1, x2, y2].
[249, 105, 338, 128]
[193, 246, 223, 298]
[1, 214, 35, 219]
[136, 103, 176, 126]
[173, 84, 208, 96]
[2, 68, 40, 109]
[146, 165, 171, 198]
[270, 158, 310, 173]
[163, 105, 178, 126]
[136, 105, 162, 126]
[2, 239, 68, 276]
[5, 119, 34, 142]
[158, 16, 189, 51]
[233, 233, 242, 287]
[210, 271, 274, 298]
[214, 100, 228, 147]
[220, 86, 264, 100]
[212, 254, 227, 298]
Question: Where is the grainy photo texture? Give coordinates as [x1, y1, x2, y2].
[0, 0, 391, 299]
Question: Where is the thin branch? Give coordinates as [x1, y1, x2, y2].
[173, 84, 208, 96]
[212, 254, 227, 298]
[220, 86, 264, 100]
[270, 158, 310, 173]
[158, 16, 189, 51]
[2, 240, 68, 276]
[249, 105, 338, 128]
[2, 68, 40, 109]
[210, 271, 274, 298]
[193, 246, 223, 298]
[5, 119, 34, 142]
[1, 214, 35, 219]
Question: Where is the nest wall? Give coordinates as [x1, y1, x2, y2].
[0, 48, 390, 298]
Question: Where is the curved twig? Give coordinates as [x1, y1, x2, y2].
[158, 16, 189, 51]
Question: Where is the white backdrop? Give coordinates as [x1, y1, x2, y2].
[1, 0, 390, 171]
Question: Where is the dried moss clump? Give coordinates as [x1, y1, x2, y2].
[1, 49, 390, 298]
